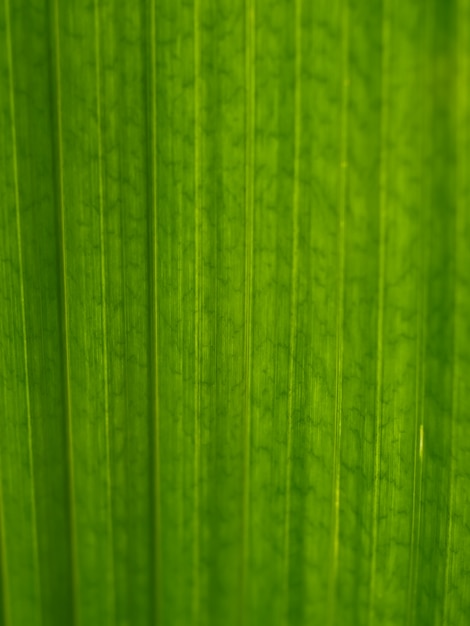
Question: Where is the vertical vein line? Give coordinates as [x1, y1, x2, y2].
[443, 4, 466, 621]
[148, 0, 161, 621]
[407, 198, 426, 626]
[240, 0, 255, 623]
[328, 2, 348, 622]
[193, 0, 202, 621]
[368, 0, 389, 621]
[283, 0, 301, 622]
[93, 1, 115, 621]
[4, 0, 42, 621]
[48, 0, 78, 622]
[443, 168, 459, 626]
[406, 5, 430, 624]
[407, 247, 426, 625]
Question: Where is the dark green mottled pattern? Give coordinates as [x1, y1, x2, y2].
[0, 1, 469, 625]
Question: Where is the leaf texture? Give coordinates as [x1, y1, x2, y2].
[0, 0, 469, 625]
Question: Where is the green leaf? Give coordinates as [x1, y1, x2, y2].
[0, 0, 469, 625]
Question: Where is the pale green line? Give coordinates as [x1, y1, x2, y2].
[442, 212, 458, 626]
[49, 0, 79, 622]
[406, 232, 426, 626]
[368, 0, 390, 621]
[406, 6, 430, 624]
[283, 0, 302, 622]
[4, 0, 42, 622]
[193, 0, 202, 621]
[93, 1, 116, 622]
[240, 0, 255, 623]
[149, 0, 161, 622]
[406, 285, 426, 625]
[328, 2, 349, 622]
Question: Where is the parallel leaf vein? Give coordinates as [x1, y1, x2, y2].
[93, 1, 115, 620]
[283, 0, 302, 621]
[148, 0, 161, 620]
[328, 2, 349, 621]
[5, 0, 41, 621]
[240, 0, 255, 621]
[369, 0, 389, 619]
[49, 0, 79, 621]
[193, 0, 202, 620]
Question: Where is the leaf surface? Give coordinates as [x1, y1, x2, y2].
[0, 1, 469, 625]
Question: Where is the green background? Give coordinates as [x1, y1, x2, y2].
[1, 0, 469, 624]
